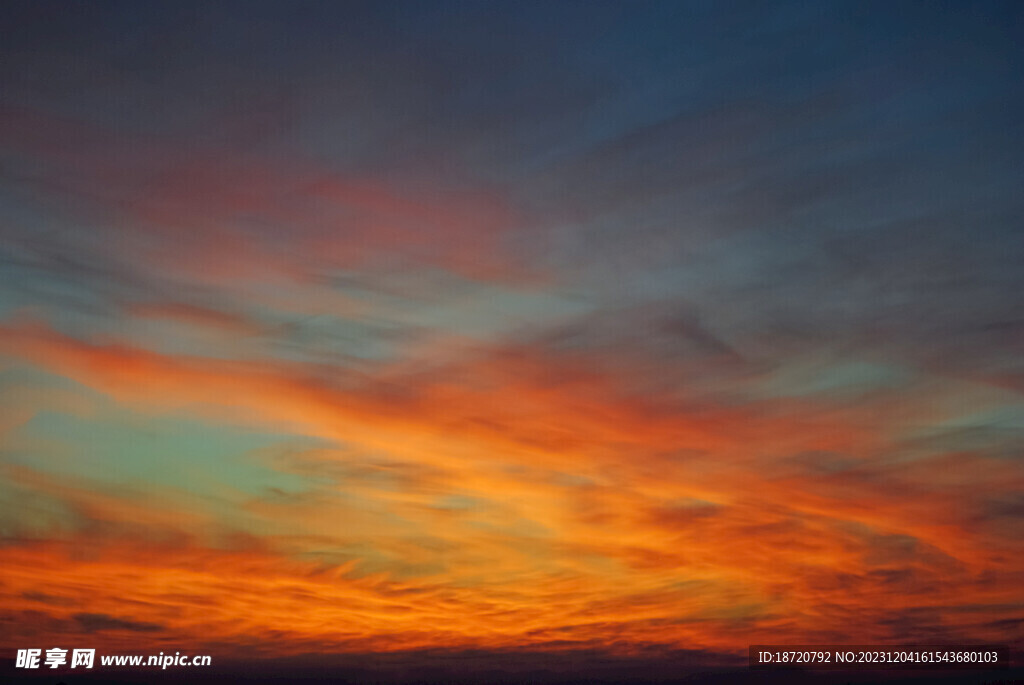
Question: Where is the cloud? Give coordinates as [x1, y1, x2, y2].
[0, 0, 1022, 662]
[0, 102, 534, 289]
[1, 315, 1022, 656]
[73, 612, 164, 633]
[21, 591, 76, 606]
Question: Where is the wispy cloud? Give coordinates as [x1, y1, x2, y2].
[1, 0, 1022, 671]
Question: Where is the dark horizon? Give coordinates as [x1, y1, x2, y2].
[3, 648, 1023, 685]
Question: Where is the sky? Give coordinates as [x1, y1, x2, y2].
[1, 0, 1023, 681]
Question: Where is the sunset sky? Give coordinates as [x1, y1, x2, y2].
[1, 1, 1022, 681]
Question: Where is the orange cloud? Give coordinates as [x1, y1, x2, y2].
[1, 320, 1022, 657]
